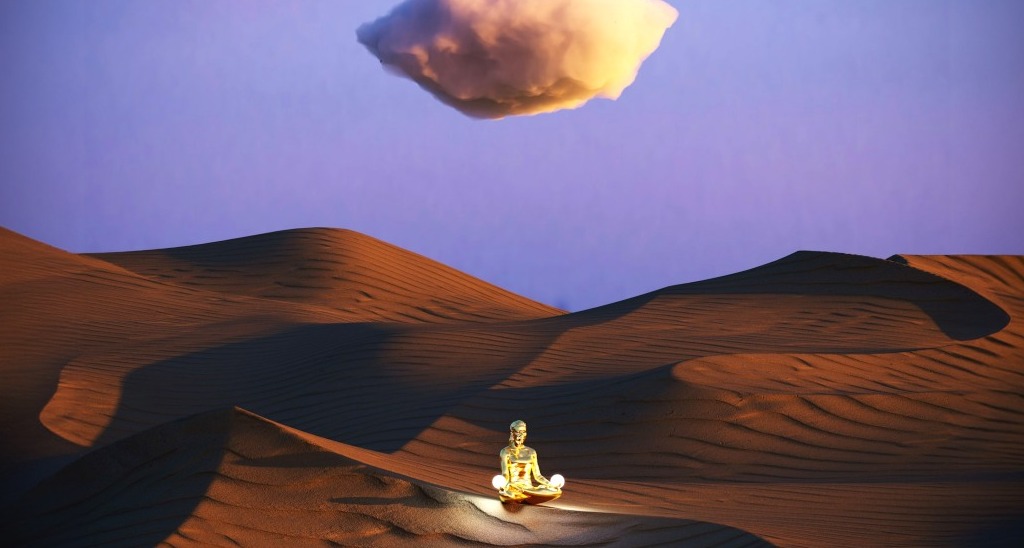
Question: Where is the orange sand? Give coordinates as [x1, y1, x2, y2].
[2, 227, 1021, 546]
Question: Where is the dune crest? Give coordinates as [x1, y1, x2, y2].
[90, 227, 563, 323]
[2, 227, 1022, 546]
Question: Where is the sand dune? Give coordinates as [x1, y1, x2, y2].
[6, 407, 768, 547]
[2, 226, 1022, 546]
[90, 228, 563, 323]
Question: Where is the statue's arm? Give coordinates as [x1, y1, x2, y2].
[499, 448, 510, 482]
[530, 451, 550, 486]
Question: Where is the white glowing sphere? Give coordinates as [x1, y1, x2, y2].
[491, 474, 507, 490]
[550, 473, 565, 488]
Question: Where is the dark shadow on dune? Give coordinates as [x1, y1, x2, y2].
[956, 516, 1024, 548]
[885, 254, 1012, 340]
[685, 251, 1010, 341]
[0, 451, 80, 511]
[570, 251, 1010, 341]
[3, 409, 232, 548]
[96, 320, 565, 454]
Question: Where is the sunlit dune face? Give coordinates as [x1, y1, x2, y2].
[39, 369, 123, 447]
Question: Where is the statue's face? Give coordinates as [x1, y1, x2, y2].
[512, 425, 527, 448]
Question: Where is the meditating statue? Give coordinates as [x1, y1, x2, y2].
[491, 420, 564, 504]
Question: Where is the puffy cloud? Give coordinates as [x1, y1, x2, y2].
[357, 0, 678, 119]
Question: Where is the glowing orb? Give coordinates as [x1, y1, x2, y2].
[491, 474, 507, 490]
[550, 474, 565, 488]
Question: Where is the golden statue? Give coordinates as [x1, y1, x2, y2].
[491, 420, 564, 504]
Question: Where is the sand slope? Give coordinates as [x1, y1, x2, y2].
[6, 407, 768, 547]
[2, 226, 1022, 546]
[90, 227, 563, 323]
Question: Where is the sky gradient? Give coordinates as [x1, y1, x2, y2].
[2, 1, 1023, 310]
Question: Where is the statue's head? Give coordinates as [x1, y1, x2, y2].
[509, 420, 527, 448]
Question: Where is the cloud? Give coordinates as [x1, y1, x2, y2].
[357, 0, 678, 119]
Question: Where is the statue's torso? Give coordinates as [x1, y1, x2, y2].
[502, 446, 536, 485]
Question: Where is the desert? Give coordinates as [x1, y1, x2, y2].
[5, 1, 1024, 546]
[1, 225, 1021, 546]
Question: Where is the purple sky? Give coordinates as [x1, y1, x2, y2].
[2, 1, 1023, 311]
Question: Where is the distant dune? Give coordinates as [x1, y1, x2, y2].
[2, 226, 1022, 546]
[89, 228, 563, 323]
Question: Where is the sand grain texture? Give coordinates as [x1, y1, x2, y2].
[2, 226, 1022, 546]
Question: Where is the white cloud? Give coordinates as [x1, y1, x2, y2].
[357, 0, 678, 118]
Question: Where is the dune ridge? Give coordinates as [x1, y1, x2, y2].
[90, 227, 564, 323]
[2, 226, 1022, 546]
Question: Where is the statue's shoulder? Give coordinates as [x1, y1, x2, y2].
[499, 446, 510, 457]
